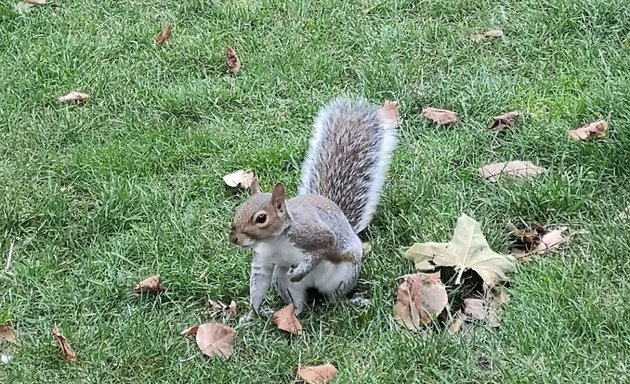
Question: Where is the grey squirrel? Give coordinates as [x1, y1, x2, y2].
[229, 97, 398, 316]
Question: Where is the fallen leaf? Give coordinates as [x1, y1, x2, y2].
[209, 300, 237, 318]
[404, 214, 517, 287]
[52, 328, 76, 362]
[513, 227, 568, 261]
[223, 169, 254, 189]
[226, 47, 241, 75]
[379, 100, 400, 127]
[569, 120, 608, 141]
[0, 326, 16, 345]
[448, 310, 467, 334]
[58, 91, 89, 105]
[133, 275, 165, 294]
[297, 363, 338, 384]
[154, 24, 172, 46]
[393, 272, 448, 331]
[195, 323, 236, 359]
[463, 298, 499, 327]
[507, 223, 546, 251]
[472, 29, 504, 42]
[489, 111, 519, 132]
[422, 107, 458, 125]
[23, 0, 46, 4]
[479, 161, 546, 182]
[180, 326, 199, 338]
[272, 304, 302, 335]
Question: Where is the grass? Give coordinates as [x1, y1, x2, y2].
[1, 0, 629, 382]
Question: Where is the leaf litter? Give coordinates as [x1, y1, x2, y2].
[58, 91, 89, 105]
[0, 326, 17, 345]
[226, 47, 241, 75]
[195, 323, 236, 359]
[52, 327, 76, 362]
[479, 161, 546, 182]
[511, 226, 569, 261]
[422, 107, 459, 125]
[393, 272, 448, 332]
[223, 169, 255, 189]
[272, 304, 302, 335]
[472, 29, 504, 42]
[489, 111, 519, 132]
[133, 275, 165, 294]
[569, 119, 608, 141]
[154, 24, 172, 46]
[405, 214, 516, 287]
[297, 363, 338, 384]
[209, 299, 237, 318]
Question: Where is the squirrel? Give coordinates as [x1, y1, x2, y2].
[229, 97, 398, 317]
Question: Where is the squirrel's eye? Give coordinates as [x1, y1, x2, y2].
[255, 213, 267, 224]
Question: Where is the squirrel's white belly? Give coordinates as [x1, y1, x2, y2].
[254, 239, 304, 267]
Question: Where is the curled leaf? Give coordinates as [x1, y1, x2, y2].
[154, 24, 172, 46]
[479, 161, 546, 182]
[226, 47, 241, 75]
[489, 111, 519, 132]
[569, 120, 607, 141]
[195, 323, 236, 359]
[297, 363, 338, 384]
[133, 275, 165, 294]
[393, 272, 448, 331]
[52, 328, 76, 362]
[180, 326, 199, 338]
[58, 91, 89, 105]
[422, 107, 458, 125]
[223, 169, 254, 189]
[272, 304, 302, 335]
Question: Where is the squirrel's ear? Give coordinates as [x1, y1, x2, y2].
[271, 183, 286, 215]
[250, 178, 262, 196]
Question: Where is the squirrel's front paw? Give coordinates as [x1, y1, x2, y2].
[287, 267, 305, 282]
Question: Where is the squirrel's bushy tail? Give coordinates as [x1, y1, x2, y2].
[298, 97, 398, 234]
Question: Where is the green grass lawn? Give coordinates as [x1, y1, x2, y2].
[1, 0, 630, 382]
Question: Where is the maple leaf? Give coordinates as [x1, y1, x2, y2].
[223, 169, 254, 189]
[479, 161, 546, 182]
[272, 304, 302, 335]
[154, 24, 172, 46]
[404, 214, 517, 287]
[393, 272, 448, 331]
[52, 328, 76, 362]
[489, 111, 519, 132]
[569, 120, 608, 141]
[0, 326, 17, 345]
[297, 363, 338, 384]
[195, 323, 236, 359]
[58, 91, 89, 105]
[226, 47, 241, 75]
[133, 275, 165, 294]
[422, 107, 458, 125]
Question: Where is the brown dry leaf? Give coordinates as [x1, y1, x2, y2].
[479, 161, 546, 182]
[514, 227, 568, 261]
[472, 29, 504, 42]
[52, 328, 76, 362]
[404, 214, 517, 287]
[422, 107, 458, 125]
[297, 363, 338, 384]
[448, 311, 467, 334]
[489, 111, 519, 132]
[180, 326, 199, 338]
[154, 24, 172, 46]
[226, 47, 241, 75]
[393, 272, 448, 331]
[507, 223, 546, 251]
[379, 100, 400, 127]
[272, 304, 303, 335]
[209, 300, 237, 318]
[23, 0, 46, 4]
[0, 326, 17, 345]
[223, 169, 254, 189]
[569, 120, 608, 141]
[195, 323, 236, 359]
[463, 298, 499, 327]
[133, 275, 165, 294]
[58, 91, 89, 105]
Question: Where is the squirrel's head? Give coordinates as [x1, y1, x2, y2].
[229, 179, 288, 248]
